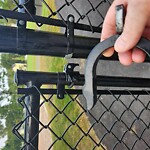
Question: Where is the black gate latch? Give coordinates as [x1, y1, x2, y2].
[83, 5, 150, 110]
[57, 63, 80, 99]
[65, 15, 75, 59]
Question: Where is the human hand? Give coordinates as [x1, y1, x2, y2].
[101, 0, 150, 66]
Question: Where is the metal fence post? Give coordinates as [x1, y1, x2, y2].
[15, 71, 41, 150]
[28, 83, 40, 150]
[1, 0, 150, 149]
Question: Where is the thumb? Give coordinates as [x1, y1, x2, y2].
[115, 3, 148, 52]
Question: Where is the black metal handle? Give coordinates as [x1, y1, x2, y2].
[83, 35, 150, 110]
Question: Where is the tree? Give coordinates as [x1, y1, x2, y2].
[0, 54, 24, 149]
[0, 120, 7, 139]
[0, 0, 16, 10]
[0, 0, 17, 25]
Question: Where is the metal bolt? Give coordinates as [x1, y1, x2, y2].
[68, 65, 72, 69]
[19, 20, 25, 26]
[68, 16, 74, 23]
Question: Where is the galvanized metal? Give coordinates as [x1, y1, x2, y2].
[116, 4, 124, 34]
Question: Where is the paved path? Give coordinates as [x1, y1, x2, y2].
[39, 104, 52, 150]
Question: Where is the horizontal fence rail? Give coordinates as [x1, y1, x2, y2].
[13, 70, 150, 150]
[14, 84, 150, 150]
[0, 25, 99, 57]
[0, 0, 112, 32]
[15, 70, 150, 88]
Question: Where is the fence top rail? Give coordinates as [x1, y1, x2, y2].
[0, 0, 111, 33]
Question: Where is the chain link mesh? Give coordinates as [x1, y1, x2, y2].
[13, 85, 150, 150]
[2, 0, 149, 149]
[1, 0, 113, 33]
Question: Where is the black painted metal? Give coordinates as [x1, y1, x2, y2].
[25, 0, 36, 15]
[0, 25, 99, 57]
[18, 87, 150, 96]
[15, 69, 150, 88]
[0, 9, 101, 32]
[0, 24, 150, 60]
[28, 86, 40, 150]
[1, 24, 150, 60]
[6, 0, 150, 149]
[15, 84, 150, 150]
[25, 82, 40, 150]
[65, 15, 75, 58]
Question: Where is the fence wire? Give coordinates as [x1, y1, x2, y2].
[13, 85, 150, 150]
[1, 0, 113, 33]
[3, 0, 149, 149]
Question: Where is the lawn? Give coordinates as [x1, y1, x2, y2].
[27, 1, 104, 149]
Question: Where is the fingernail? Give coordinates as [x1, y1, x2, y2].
[114, 37, 126, 52]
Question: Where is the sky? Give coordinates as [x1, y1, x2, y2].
[0, 63, 8, 149]
[0, 135, 7, 149]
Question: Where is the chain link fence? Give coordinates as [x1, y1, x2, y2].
[13, 85, 150, 150]
[2, 0, 112, 33]
[1, 0, 150, 150]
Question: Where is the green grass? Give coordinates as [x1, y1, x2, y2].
[26, 0, 60, 72]
[49, 96, 82, 149]
[27, 1, 104, 149]
[26, 55, 37, 71]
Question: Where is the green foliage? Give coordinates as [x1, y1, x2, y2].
[0, 53, 24, 149]
[0, 0, 16, 10]
[2, 136, 21, 150]
[1, 54, 25, 69]
[0, 0, 17, 25]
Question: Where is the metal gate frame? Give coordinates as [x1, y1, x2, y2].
[0, 0, 150, 150]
